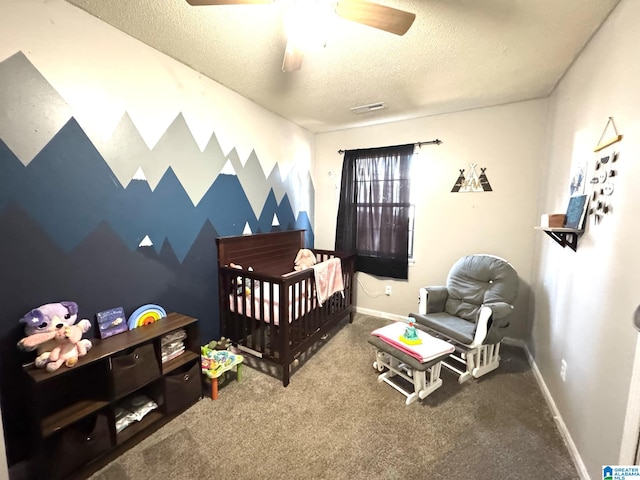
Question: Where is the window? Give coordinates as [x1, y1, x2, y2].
[335, 144, 414, 280]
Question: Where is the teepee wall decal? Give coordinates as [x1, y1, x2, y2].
[451, 169, 466, 192]
[478, 167, 493, 192]
[451, 163, 493, 192]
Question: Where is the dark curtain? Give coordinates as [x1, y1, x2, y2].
[335, 143, 413, 280]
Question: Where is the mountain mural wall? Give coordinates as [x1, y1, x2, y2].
[0, 51, 315, 465]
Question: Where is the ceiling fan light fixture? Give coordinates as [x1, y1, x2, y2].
[284, 0, 334, 51]
[186, 0, 416, 72]
[282, 42, 304, 72]
[350, 102, 386, 114]
[186, 0, 273, 5]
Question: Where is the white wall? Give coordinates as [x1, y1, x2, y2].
[315, 99, 547, 339]
[3, 1, 638, 478]
[531, 0, 640, 477]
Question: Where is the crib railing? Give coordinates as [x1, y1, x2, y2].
[218, 250, 355, 385]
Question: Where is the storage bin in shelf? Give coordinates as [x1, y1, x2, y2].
[534, 226, 583, 251]
[164, 361, 201, 414]
[21, 312, 201, 480]
[45, 411, 112, 480]
[41, 400, 110, 438]
[110, 342, 160, 399]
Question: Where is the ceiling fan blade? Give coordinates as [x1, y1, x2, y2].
[186, 0, 272, 5]
[336, 0, 416, 36]
[282, 41, 304, 72]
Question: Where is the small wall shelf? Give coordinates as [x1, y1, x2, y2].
[535, 226, 583, 252]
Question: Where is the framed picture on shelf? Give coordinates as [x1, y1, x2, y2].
[569, 159, 587, 196]
[564, 194, 589, 229]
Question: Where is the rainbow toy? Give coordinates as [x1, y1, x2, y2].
[399, 320, 422, 345]
[127, 304, 167, 330]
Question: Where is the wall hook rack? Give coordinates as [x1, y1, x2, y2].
[594, 117, 623, 152]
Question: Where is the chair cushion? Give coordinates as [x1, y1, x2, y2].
[410, 312, 476, 345]
[445, 255, 518, 322]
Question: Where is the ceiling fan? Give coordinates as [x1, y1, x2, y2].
[185, 0, 416, 72]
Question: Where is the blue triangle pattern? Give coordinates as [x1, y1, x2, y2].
[0, 118, 314, 262]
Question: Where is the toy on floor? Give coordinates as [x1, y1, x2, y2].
[399, 319, 422, 346]
[201, 343, 244, 400]
[201, 346, 236, 375]
[17, 301, 93, 370]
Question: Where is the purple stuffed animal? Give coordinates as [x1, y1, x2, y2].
[17, 301, 92, 369]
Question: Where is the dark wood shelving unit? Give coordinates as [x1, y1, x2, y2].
[41, 400, 110, 438]
[22, 312, 201, 480]
[162, 350, 199, 375]
[535, 226, 584, 251]
[115, 410, 163, 446]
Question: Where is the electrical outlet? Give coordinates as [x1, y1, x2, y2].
[560, 359, 567, 382]
[385, 285, 392, 296]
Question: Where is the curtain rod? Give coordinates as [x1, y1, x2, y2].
[337, 139, 442, 154]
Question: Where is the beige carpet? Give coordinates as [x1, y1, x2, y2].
[90, 314, 578, 480]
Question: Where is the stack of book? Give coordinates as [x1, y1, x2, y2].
[161, 329, 187, 363]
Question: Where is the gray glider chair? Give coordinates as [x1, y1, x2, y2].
[410, 254, 519, 383]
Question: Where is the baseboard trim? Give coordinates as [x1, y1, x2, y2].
[524, 347, 591, 480]
[355, 308, 590, 478]
[502, 337, 526, 347]
[354, 307, 407, 323]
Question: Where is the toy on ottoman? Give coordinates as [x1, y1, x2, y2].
[369, 321, 454, 405]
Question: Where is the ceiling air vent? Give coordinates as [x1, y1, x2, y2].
[350, 102, 386, 115]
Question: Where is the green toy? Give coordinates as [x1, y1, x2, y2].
[399, 320, 422, 346]
[201, 343, 244, 400]
[206, 336, 231, 351]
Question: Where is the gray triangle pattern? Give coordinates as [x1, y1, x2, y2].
[87, 112, 153, 189]
[234, 149, 271, 216]
[0, 50, 314, 221]
[0, 52, 73, 165]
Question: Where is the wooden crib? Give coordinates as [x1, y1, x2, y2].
[216, 230, 355, 386]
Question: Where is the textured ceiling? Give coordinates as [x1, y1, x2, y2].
[65, 0, 620, 133]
